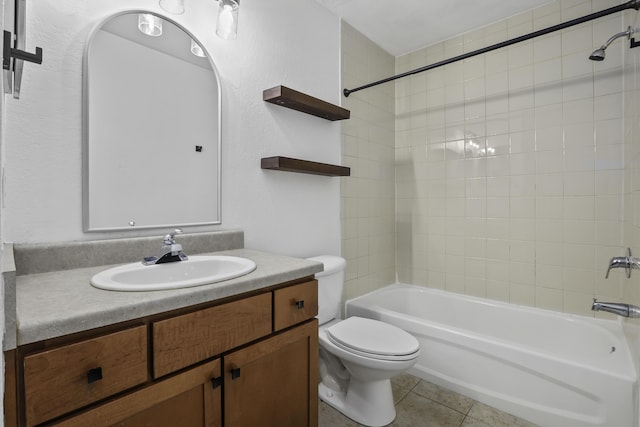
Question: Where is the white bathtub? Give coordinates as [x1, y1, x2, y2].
[345, 284, 637, 427]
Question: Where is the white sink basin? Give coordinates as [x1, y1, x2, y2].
[90, 255, 257, 291]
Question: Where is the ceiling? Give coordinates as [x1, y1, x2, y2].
[314, 0, 554, 56]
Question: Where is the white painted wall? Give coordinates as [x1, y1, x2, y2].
[2, 0, 343, 258]
[0, 0, 5, 419]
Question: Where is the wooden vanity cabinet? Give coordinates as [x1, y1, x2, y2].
[8, 278, 319, 427]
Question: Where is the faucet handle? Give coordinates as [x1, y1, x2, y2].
[163, 228, 183, 246]
[605, 256, 627, 278]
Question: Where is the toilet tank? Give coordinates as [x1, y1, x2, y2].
[307, 255, 346, 325]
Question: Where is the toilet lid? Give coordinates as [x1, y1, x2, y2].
[325, 317, 420, 358]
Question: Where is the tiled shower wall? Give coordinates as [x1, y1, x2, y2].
[340, 23, 396, 301]
[341, 0, 640, 317]
[394, 0, 630, 317]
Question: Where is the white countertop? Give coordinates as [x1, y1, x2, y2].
[16, 248, 323, 345]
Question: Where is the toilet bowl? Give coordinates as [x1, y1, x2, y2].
[309, 256, 420, 427]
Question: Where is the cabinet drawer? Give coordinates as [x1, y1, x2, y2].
[153, 293, 272, 378]
[24, 326, 148, 427]
[274, 280, 318, 331]
[50, 359, 221, 427]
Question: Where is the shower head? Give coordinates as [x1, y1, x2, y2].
[589, 26, 635, 61]
[589, 47, 606, 61]
[589, 46, 606, 61]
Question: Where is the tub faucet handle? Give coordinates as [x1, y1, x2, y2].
[605, 248, 640, 279]
[606, 256, 629, 278]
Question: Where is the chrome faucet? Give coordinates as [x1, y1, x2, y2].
[142, 228, 188, 265]
[592, 299, 640, 318]
[605, 248, 640, 278]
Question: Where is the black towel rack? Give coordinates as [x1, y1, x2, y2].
[3, 0, 43, 99]
[3, 31, 42, 69]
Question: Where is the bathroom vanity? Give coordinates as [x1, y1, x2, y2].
[2, 231, 322, 427]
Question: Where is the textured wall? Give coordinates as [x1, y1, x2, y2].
[1, 0, 7, 422]
[3, 0, 343, 260]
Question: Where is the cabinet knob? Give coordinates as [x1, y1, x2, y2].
[211, 376, 223, 389]
[231, 368, 241, 379]
[87, 367, 103, 384]
[295, 300, 305, 309]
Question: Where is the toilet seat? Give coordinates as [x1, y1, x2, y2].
[325, 316, 420, 361]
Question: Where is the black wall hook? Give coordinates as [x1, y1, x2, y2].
[3, 30, 42, 70]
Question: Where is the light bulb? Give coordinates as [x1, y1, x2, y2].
[138, 14, 162, 37]
[191, 39, 206, 57]
[216, 0, 239, 40]
[159, 0, 185, 14]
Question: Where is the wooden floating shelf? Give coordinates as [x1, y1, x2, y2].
[261, 156, 350, 177]
[263, 85, 350, 121]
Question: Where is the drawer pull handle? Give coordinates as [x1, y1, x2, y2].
[87, 367, 103, 384]
[231, 368, 241, 380]
[211, 376, 223, 389]
[295, 300, 305, 309]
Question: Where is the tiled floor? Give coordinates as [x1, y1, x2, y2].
[318, 374, 539, 427]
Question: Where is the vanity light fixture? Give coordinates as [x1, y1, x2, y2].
[216, 0, 239, 40]
[159, 0, 185, 15]
[190, 39, 206, 57]
[138, 13, 163, 36]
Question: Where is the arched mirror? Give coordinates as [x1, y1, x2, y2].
[83, 11, 221, 231]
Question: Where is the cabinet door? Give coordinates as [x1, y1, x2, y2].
[224, 319, 318, 427]
[50, 359, 222, 427]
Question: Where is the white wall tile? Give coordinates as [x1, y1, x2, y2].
[595, 93, 623, 121]
[561, 25, 592, 55]
[511, 174, 536, 196]
[533, 34, 562, 63]
[564, 123, 595, 147]
[562, 51, 593, 79]
[510, 197, 536, 218]
[536, 126, 563, 151]
[564, 171, 595, 196]
[365, 0, 633, 317]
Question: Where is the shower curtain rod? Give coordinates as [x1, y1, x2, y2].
[343, 0, 640, 97]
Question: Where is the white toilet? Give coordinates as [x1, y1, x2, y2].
[309, 255, 420, 427]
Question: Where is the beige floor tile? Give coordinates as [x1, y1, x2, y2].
[466, 402, 539, 427]
[391, 373, 421, 404]
[411, 380, 475, 414]
[318, 374, 539, 427]
[392, 382, 414, 404]
[459, 417, 491, 427]
[389, 392, 465, 427]
[318, 400, 362, 427]
[391, 373, 421, 390]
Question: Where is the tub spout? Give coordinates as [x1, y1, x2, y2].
[592, 299, 640, 318]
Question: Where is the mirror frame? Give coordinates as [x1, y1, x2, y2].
[82, 10, 222, 232]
